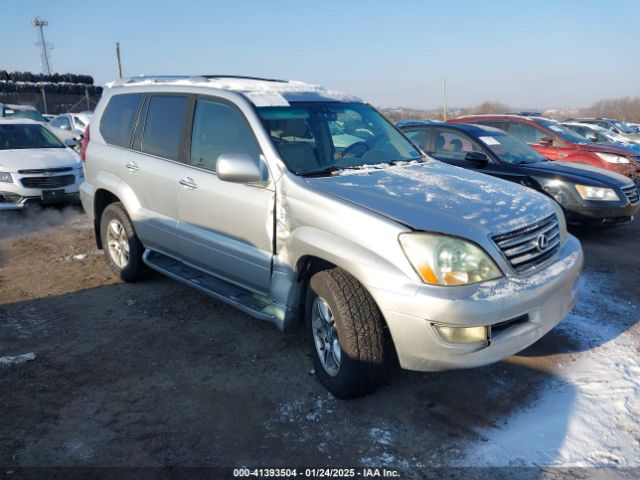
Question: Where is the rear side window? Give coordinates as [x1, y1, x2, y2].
[100, 94, 143, 148]
[476, 121, 507, 132]
[141, 95, 189, 161]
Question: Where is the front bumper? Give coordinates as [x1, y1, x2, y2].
[563, 201, 638, 226]
[370, 235, 583, 372]
[0, 170, 83, 210]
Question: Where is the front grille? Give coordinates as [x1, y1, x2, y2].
[493, 214, 561, 274]
[21, 175, 75, 189]
[622, 184, 639, 205]
[17, 167, 73, 174]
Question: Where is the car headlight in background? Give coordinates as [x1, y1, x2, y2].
[575, 184, 619, 201]
[74, 164, 85, 178]
[399, 233, 502, 286]
[595, 152, 630, 164]
[0, 172, 13, 183]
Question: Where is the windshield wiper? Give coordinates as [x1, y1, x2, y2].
[299, 166, 344, 177]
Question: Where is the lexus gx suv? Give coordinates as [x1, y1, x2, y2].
[80, 75, 583, 398]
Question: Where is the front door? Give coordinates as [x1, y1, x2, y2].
[177, 97, 274, 294]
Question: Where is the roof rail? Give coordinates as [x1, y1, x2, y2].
[109, 75, 200, 87]
[200, 74, 288, 83]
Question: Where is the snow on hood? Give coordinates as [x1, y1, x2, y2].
[305, 160, 556, 236]
[0, 148, 81, 172]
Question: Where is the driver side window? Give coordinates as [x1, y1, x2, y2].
[431, 129, 482, 161]
[508, 122, 549, 145]
[190, 99, 261, 173]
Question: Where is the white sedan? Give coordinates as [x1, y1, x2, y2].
[0, 119, 84, 210]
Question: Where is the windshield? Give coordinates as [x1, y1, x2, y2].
[0, 123, 66, 150]
[257, 102, 422, 175]
[478, 133, 546, 164]
[4, 108, 46, 123]
[613, 121, 635, 134]
[535, 119, 591, 144]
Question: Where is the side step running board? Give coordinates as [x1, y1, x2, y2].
[143, 250, 281, 323]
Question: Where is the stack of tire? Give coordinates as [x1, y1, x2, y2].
[0, 71, 103, 95]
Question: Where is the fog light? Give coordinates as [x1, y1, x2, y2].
[433, 324, 489, 345]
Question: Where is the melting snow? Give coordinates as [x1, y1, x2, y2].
[460, 270, 640, 467]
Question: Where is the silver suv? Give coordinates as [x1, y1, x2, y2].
[80, 75, 583, 398]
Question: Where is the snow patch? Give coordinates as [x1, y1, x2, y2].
[0, 352, 36, 366]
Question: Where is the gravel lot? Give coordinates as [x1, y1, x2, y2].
[0, 206, 638, 479]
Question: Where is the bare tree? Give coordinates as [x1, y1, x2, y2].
[580, 96, 640, 123]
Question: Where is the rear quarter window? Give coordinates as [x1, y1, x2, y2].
[99, 93, 144, 148]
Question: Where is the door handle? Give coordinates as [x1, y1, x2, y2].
[179, 177, 198, 189]
[125, 160, 140, 172]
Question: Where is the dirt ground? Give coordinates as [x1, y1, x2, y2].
[0, 206, 638, 479]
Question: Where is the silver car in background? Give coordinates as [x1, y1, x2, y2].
[80, 75, 583, 398]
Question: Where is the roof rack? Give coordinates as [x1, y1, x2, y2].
[200, 75, 288, 83]
[108, 74, 289, 88]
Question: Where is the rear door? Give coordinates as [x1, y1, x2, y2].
[177, 96, 274, 294]
[122, 93, 192, 256]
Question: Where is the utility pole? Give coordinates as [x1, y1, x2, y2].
[115, 42, 123, 79]
[442, 78, 447, 121]
[40, 85, 47, 114]
[31, 17, 53, 75]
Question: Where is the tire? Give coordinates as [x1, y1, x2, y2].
[100, 202, 145, 282]
[306, 268, 387, 399]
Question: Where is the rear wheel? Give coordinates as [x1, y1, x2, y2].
[306, 268, 387, 398]
[100, 202, 145, 282]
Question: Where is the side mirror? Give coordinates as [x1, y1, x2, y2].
[60, 124, 70, 130]
[64, 139, 78, 148]
[464, 151, 490, 166]
[539, 136, 554, 147]
[216, 153, 263, 183]
[588, 136, 598, 143]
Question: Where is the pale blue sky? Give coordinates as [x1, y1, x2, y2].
[3, 0, 639, 108]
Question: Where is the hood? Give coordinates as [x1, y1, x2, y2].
[305, 160, 556, 236]
[518, 160, 634, 187]
[0, 148, 81, 172]
[598, 141, 640, 152]
[575, 141, 638, 156]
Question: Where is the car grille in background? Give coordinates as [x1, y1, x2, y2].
[17, 167, 73, 174]
[21, 175, 75, 189]
[622, 184, 639, 205]
[493, 214, 561, 273]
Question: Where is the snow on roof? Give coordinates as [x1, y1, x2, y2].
[107, 75, 362, 106]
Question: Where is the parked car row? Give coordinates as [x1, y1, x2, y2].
[398, 120, 639, 227]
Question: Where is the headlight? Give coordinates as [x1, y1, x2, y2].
[0, 172, 13, 183]
[74, 164, 85, 178]
[595, 152, 630, 164]
[575, 184, 619, 201]
[399, 233, 502, 286]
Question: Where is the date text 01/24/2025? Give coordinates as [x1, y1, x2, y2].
[232, 468, 401, 478]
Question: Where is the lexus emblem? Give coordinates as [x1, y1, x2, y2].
[535, 234, 549, 252]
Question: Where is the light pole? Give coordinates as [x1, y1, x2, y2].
[31, 17, 53, 75]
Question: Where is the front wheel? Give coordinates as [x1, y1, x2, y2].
[306, 268, 387, 398]
[100, 202, 145, 282]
